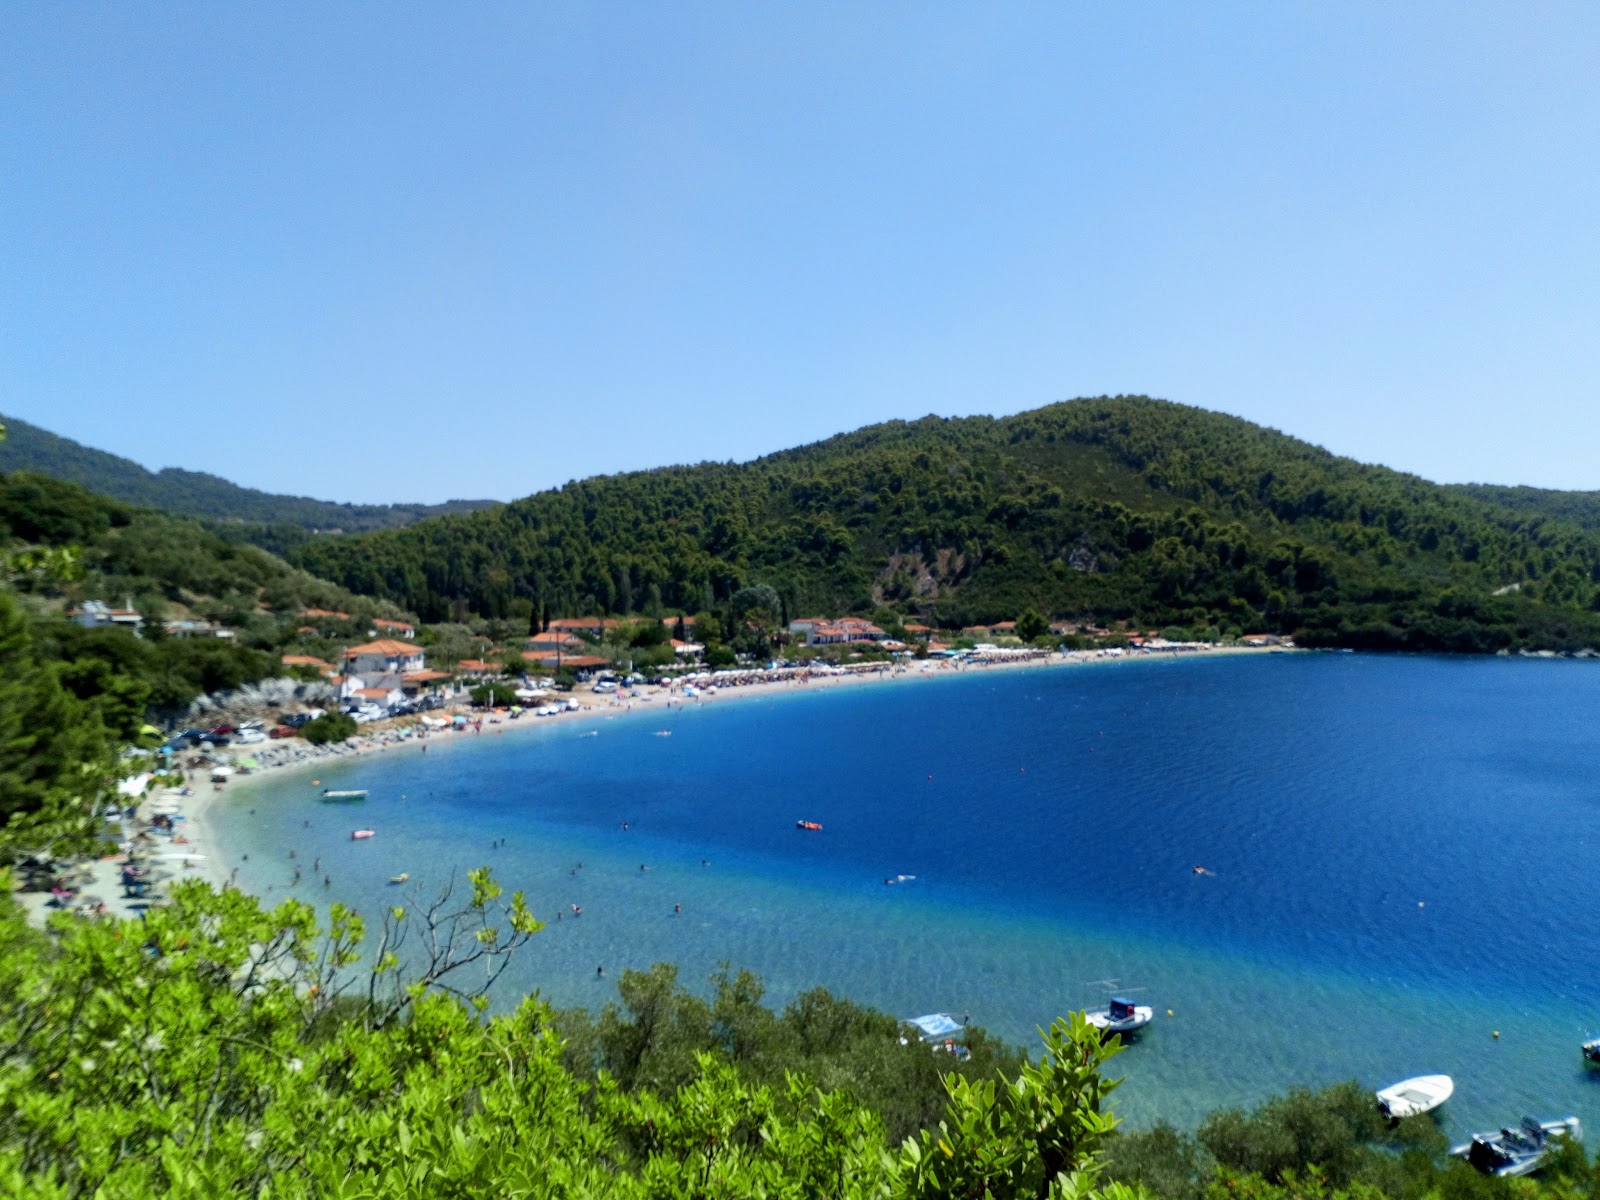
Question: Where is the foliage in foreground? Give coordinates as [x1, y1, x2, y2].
[0, 871, 1141, 1200]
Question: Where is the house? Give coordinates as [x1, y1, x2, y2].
[402, 669, 452, 697]
[341, 639, 426, 676]
[456, 659, 498, 678]
[789, 616, 886, 647]
[528, 629, 584, 651]
[902, 623, 934, 639]
[351, 678, 405, 712]
[165, 619, 234, 639]
[371, 618, 415, 639]
[281, 654, 336, 678]
[1241, 633, 1281, 647]
[300, 608, 351, 621]
[69, 600, 143, 632]
[526, 652, 610, 676]
[670, 638, 704, 657]
[546, 617, 623, 637]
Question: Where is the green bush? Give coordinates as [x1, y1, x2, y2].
[471, 682, 517, 707]
[300, 712, 357, 744]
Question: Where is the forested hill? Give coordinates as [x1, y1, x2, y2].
[1445, 483, 1600, 532]
[0, 413, 498, 531]
[294, 396, 1600, 653]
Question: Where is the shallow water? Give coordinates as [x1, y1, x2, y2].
[223, 654, 1600, 1132]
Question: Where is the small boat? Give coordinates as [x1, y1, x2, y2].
[321, 789, 368, 801]
[1085, 995, 1154, 1037]
[1376, 1075, 1454, 1119]
[350, 829, 375, 840]
[1583, 1038, 1600, 1065]
[796, 820, 823, 831]
[1452, 1116, 1582, 1176]
[388, 873, 409, 884]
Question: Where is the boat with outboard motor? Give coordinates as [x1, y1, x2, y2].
[1085, 995, 1154, 1037]
[1452, 1116, 1581, 1177]
[1376, 1074, 1454, 1120]
[321, 789, 368, 801]
[1582, 1038, 1600, 1065]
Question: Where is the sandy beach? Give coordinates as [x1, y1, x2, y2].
[26, 643, 1280, 926]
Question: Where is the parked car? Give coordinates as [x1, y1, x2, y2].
[209, 724, 236, 737]
[233, 729, 267, 745]
[269, 725, 297, 739]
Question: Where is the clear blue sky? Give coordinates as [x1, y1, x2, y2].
[4, 3, 1597, 503]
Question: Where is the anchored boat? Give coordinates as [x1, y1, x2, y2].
[1376, 1075, 1454, 1119]
[1085, 995, 1154, 1037]
[321, 789, 368, 801]
[1452, 1116, 1582, 1177]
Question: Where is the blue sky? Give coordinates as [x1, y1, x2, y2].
[3, 3, 1597, 502]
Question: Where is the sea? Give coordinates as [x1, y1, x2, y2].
[221, 652, 1600, 1134]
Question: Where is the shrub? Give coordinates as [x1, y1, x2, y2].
[301, 712, 357, 745]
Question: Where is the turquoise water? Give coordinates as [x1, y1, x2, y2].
[222, 654, 1600, 1133]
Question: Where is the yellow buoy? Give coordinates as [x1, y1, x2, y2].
[1418, 901, 1425, 908]
[1493, 1031, 1500, 1039]
[1167, 1010, 1174, 1017]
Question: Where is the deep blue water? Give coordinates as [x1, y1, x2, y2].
[223, 654, 1600, 1132]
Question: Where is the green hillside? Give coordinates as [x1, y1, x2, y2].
[1446, 483, 1600, 532]
[294, 396, 1600, 653]
[0, 412, 499, 531]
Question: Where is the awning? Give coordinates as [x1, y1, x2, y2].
[906, 1013, 964, 1039]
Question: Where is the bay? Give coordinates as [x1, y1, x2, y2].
[222, 653, 1600, 1133]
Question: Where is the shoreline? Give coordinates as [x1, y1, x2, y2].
[115, 643, 1286, 916]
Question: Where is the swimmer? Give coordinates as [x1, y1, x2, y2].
[673, 903, 681, 914]
[1192, 865, 1214, 876]
[597, 965, 604, 977]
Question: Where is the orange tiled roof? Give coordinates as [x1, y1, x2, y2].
[300, 608, 350, 620]
[343, 639, 421, 658]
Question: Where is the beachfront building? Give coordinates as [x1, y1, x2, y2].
[402, 668, 452, 699]
[68, 600, 143, 632]
[1241, 633, 1282, 647]
[787, 616, 886, 646]
[342, 639, 426, 676]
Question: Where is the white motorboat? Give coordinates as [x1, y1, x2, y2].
[320, 789, 368, 801]
[1452, 1116, 1581, 1177]
[1085, 996, 1154, 1037]
[1376, 1074, 1454, 1119]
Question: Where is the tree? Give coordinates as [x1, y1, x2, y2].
[300, 712, 356, 744]
[470, 682, 518, 707]
[1016, 608, 1050, 643]
[0, 591, 115, 861]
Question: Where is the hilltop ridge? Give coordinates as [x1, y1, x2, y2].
[0, 413, 499, 532]
[292, 395, 1600, 653]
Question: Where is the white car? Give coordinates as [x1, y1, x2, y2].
[233, 728, 267, 745]
[593, 680, 618, 693]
